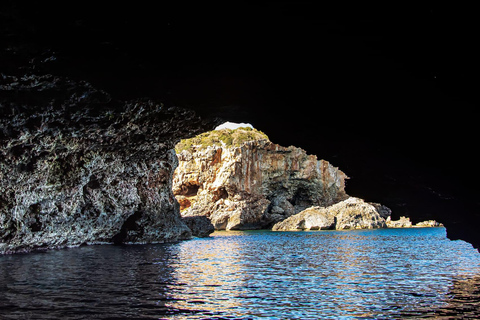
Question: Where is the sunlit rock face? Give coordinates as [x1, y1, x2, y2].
[385, 216, 443, 228]
[0, 75, 217, 254]
[272, 197, 443, 232]
[173, 129, 349, 230]
[386, 216, 413, 228]
[272, 197, 388, 231]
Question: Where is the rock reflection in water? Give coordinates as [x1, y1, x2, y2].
[0, 245, 179, 319]
[425, 275, 480, 319]
[166, 233, 245, 315]
[0, 228, 479, 319]
[166, 229, 480, 319]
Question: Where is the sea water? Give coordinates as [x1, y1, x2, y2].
[1, 228, 479, 319]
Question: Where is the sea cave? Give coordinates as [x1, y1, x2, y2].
[1, 2, 479, 318]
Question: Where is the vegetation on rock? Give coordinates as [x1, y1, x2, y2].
[173, 130, 349, 230]
[175, 127, 269, 153]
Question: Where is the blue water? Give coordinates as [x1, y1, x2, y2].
[1, 228, 480, 319]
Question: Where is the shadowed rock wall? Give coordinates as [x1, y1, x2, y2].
[0, 75, 217, 253]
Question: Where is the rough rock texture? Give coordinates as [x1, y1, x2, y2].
[173, 134, 349, 230]
[415, 220, 443, 227]
[272, 197, 387, 231]
[386, 216, 443, 228]
[0, 74, 217, 254]
[273, 198, 443, 232]
[386, 216, 413, 228]
[1, 1, 477, 251]
[270, 206, 335, 231]
[370, 203, 393, 219]
[181, 216, 215, 238]
[332, 198, 388, 230]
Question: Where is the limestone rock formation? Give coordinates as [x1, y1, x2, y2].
[386, 216, 443, 228]
[386, 216, 413, 228]
[270, 206, 335, 231]
[414, 220, 444, 227]
[330, 197, 388, 230]
[272, 197, 387, 231]
[173, 128, 349, 230]
[0, 74, 217, 254]
[273, 198, 443, 232]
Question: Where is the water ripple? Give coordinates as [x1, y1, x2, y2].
[1, 228, 479, 319]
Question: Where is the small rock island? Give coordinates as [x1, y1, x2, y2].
[173, 126, 442, 234]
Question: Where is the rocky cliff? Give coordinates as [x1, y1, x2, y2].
[173, 128, 349, 230]
[0, 74, 217, 254]
[173, 128, 444, 232]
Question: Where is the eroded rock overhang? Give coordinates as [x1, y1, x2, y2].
[0, 74, 219, 253]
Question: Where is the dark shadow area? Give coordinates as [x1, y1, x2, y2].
[1, 2, 478, 248]
[111, 211, 143, 245]
[175, 183, 200, 198]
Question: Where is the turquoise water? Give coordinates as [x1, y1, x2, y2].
[1, 228, 480, 319]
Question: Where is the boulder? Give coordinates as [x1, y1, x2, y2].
[273, 197, 388, 231]
[386, 216, 413, 228]
[331, 197, 387, 230]
[386, 217, 444, 228]
[182, 216, 215, 237]
[272, 206, 335, 231]
[415, 220, 443, 227]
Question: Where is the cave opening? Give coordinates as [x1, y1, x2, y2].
[111, 210, 143, 245]
[173, 182, 201, 212]
[176, 183, 200, 198]
[1, 4, 479, 318]
[212, 187, 229, 202]
[171, 120, 480, 254]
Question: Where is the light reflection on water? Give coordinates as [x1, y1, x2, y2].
[0, 228, 480, 319]
[168, 228, 480, 319]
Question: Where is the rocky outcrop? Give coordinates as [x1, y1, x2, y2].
[270, 206, 335, 231]
[415, 220, 443, 227]
[0, 74, 217, 254]
[332, 198, 388, 230]
[272, 197, 387, 231]
[182, 216, 215, 238]
[172, 128, 447, 233]
[273, 200, 444, 232]
[386, 216, 413, 228]
[173, 129, 349, 230]
[386, 216, 443, 228]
